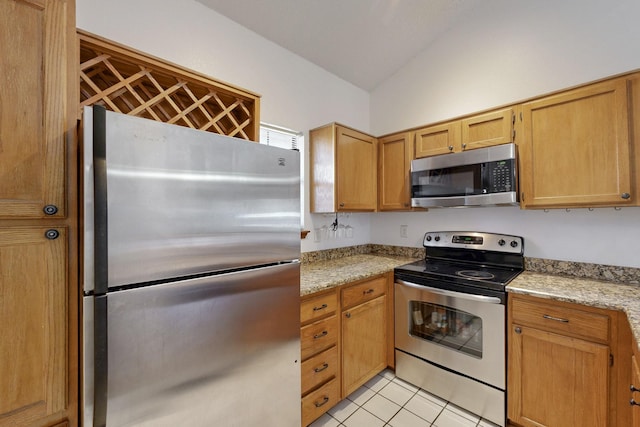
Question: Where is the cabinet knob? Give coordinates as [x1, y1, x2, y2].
[621, 192, 631, 199]
[514, 327, 522, 334]
[43, 204, 58, 215]
[339, 203, 345, 208]
[45, 229, 60, 240]
[462, 143, 467, 149]
[448, 145, 453, 151]
[345, 312, 351, 318]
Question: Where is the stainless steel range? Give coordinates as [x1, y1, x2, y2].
[394, 231, 524, 427]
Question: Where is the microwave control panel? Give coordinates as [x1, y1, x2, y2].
[484, 159, 515, 193]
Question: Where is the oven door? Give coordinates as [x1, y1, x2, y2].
[395, 279, 505, 389]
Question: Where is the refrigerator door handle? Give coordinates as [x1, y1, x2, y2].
[92, 105, 109, 296]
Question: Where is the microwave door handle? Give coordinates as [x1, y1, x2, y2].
[396, 280, 503, 304]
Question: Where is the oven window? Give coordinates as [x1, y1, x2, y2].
[408, 301, 482, 358]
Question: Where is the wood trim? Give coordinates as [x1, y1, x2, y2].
[77, 30, 261, 141]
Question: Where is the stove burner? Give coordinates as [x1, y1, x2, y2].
[456, 270, 495, 280]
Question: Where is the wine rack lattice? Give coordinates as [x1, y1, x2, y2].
[78, 31, 260, 141]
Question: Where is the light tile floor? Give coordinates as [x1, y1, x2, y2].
[309, 369, 500, 427]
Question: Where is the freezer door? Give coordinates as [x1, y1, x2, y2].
[84, 106, 300, 290]
[85, 262, 301, 427]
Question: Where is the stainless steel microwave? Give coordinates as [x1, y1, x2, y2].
[411, 143, 518, 208]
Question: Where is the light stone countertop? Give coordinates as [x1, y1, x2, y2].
[507, 271, 640, 347]
[300, 254, 416, 297]
[300, 253, 640, 348]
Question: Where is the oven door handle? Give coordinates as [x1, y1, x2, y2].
[396, 280, 503, 304]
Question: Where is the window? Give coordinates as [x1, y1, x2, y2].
[259, 123, 304, 225]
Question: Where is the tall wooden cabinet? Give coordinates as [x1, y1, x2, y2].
[0, 1, 78, 426]
[309, 123, 377, 212]
[518, 78, 633, 208]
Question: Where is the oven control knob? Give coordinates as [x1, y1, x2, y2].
[498, 239, 506, 246]
[510, 240, 519, 248]
[434, 236, 440, 242]
[425, 235, 432, 242]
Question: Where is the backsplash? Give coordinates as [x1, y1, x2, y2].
[302, 245, 640, 286]
[525, 257, 640, 285]
[301, 244, 424, 263]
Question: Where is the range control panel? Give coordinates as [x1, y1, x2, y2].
[423, 231, 524, 254]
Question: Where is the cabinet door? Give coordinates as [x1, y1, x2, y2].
[414, 122, 461, 158]
[519, 79, 632, 208]
[0, 0, 75, 218]
[508, 324, 610, 427]
[336, 126, 377, 211]
[378, 132, 413, 211]
[461, 108, 514, 151]
[633, 354, 640, 427]
[342, 295, 386, 396]
[0, 227, 68, 426]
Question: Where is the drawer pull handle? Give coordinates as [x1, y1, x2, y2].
[313, 331, 328, 339]
[631, 399, 640, 407]
[632, 384, 640, 393]
[363, 288, 374, 295]
[542, 314, 569, 323]
[314, 363, 329, 373]
[314, 396, 330, 408]
[313, 304, 328, 311]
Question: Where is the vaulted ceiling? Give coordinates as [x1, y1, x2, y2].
[195, 0, 482, 91]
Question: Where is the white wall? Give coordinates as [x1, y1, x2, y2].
[370, 0, 640, 268]
[371, 0, 640, 134]
[76, 0, 371, 253]
[78, 0, 640, 266]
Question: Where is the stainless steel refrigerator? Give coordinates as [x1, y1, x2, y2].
[82, 105, 301, 427]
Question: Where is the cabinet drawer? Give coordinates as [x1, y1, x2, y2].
[301, 291, 338, 324]
[342, 276, 386, 309]
[511, 297, 609, 343]
[301, 345, 338, 395]
[301, 377, 340, 427]
[301, 315, 338, 360]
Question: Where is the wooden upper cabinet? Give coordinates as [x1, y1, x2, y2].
[518, 78, 632, 208]
[414, 108, 514, 159]
[0, 226, 68, 426]
[378, 132, 413, 211]
[0, 0, 76, 219]
[461, 108, 515, 151]
[414, 121, 461, 158]
[310, 123, 377, 212]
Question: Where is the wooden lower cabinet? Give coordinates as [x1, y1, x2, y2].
[300, 273, 392, 426]
[0, 227, 70, 427]
[341, 295, 387, 396]
[508, 294, 616, 427]
[632, 341, 640, 427]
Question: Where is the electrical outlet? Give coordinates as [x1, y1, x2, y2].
[400, 225, 408, 238]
